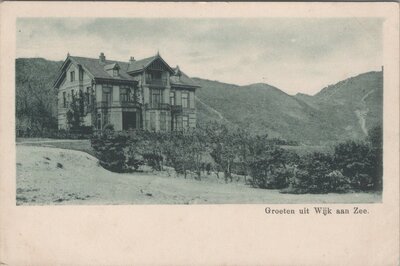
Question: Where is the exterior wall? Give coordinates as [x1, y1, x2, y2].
[170, 87, 197, 131]
[141, 68, 172, 132]
[110, 108, 123, 131]
[93, 83, 142, 130]
[57, 58, 198, 132]
[175, 90, 182, 106]
[189, 91, 195, 109]
[143, 109, 171, 131]
[57, 63, 93, 129]
[143, 86, 150, 104]
[112, 85, 120, 105]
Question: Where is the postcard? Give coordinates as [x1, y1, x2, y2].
[0, 2, 398, 265]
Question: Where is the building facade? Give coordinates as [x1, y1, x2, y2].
[54, 52, 200, 131]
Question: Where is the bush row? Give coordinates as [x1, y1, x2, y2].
[90, 123, 383, 194]
[17, 126, 94, 139]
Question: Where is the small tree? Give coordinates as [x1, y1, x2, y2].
[206, 123, 238, 182]
[91, 132, 128, 173]
[66, 93, 83, 130]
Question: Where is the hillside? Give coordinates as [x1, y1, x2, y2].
[15, 58, 383, 144]
[194, 70, 382, 144]
[314, 71, 383, 136]
[16, 58, 63, 132]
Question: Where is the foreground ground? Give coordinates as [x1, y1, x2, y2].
[16, 143, 381, 205]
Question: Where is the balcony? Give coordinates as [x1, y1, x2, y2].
[145, 78, 168, 86]
[96, 101, 111, 109]
[171, 105, 183, 113]
[120, 101, 142, 108]
[145, 102, 170, 110]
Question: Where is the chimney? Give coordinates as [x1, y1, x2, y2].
[99, 52, 106, 64]
[129, 56, 135, 63]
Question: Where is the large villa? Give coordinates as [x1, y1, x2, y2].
[53, 52, 200, 131]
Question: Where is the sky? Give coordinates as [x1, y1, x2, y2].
[16, 18, 382, 95]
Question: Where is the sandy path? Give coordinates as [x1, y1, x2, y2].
[16, 145, 381, 205]
[355, 88, 377, 135]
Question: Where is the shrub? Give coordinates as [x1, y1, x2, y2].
[91, 133, 127, 173]
[142, 153, 163, 171]
[103, 123, 114, 131]
[325, 170, 351, 193]
[333, 140, 378, 191]
[287, 152, 334, 194]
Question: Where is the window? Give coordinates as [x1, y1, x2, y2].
[63, 92, 67, 108]
[182, 116, 189, 130]
[150, 89, 163, 107]
[102, 86, 112, 106]
[170, 91, 175, 105]
[70, 71, 75, 82]
[86, 87, 91, 105]
[150, 112, 156, 131]
[171, 115, 177, 131]
[79, 67, 84, 81]
[97, 113, 101, 129]
[182, 92, 189, 108]
[71, 89, 75, 99]
[160, 112, 166, 131]
[113, 69, 119, 77]
[146, 71, 162, 80]
[120, 87, 131, 102]
[146, 71, 165, 85]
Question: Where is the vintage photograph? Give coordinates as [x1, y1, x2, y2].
[15, 17, 383, 205]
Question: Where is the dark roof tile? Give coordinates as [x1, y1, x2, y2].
[61, 55, 200, 89]
[126, 56, 157, 73]
[69, 56, 134, 81]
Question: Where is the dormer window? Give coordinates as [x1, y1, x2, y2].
[113, 69, 119, 77]
[174, 65, 182, 81]
[104, 63, 120, 77]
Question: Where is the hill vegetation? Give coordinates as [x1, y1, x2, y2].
[194, 71, 382, 144]
[16, 58, 63, 134]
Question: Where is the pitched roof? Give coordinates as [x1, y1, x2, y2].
[69, 56, 134, 82]
[54, 54, 200, 89]
[170, 67, 200, 88]
[126, 54, 175, 74]
[104, 63, 120, 71]
[126, 56, 158, 73]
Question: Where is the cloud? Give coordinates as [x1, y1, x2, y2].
[16, 18, 382, 95]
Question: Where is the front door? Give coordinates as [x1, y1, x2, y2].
[122, 112, 136, 130]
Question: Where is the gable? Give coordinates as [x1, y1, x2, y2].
[54, 56, 137, 89]
[147, 58, 171, 72]
[53, 58, 94, 89]
[127, 54, 174, 74]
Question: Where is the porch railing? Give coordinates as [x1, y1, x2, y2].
[96, 101, 111, 108]
[145, 78, 168, 86]
[145, 102, 170, 110]
[171, 105, 183, 113]
[120, 101, 142, 108]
